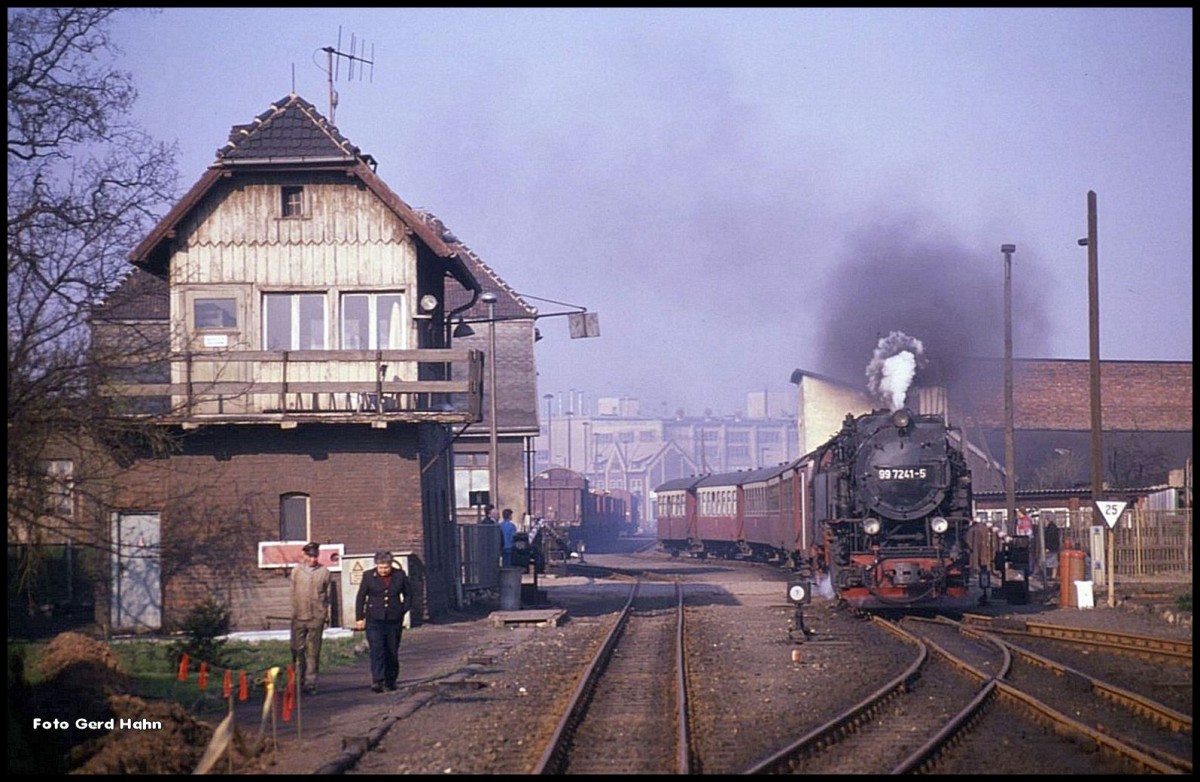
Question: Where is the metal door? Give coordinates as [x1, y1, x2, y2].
[111, 512, 162, 631]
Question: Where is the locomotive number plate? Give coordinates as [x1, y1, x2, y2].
[876, 467, 928, 480]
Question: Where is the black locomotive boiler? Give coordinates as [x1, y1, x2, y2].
[809, 407, 975, 610]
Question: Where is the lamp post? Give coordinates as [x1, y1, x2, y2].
[582, 420, 591, 477]
[543, 393, 554, 467]
[565, 410, 574, 471]
[1001, 244, 1017, 542]
[481, 292, 499, 508]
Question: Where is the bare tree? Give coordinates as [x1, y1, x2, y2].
[7, 8, 180, 599]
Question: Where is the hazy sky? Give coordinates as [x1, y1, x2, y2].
[108, 8, 1192, 416]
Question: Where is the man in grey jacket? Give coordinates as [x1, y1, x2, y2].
[291, 542, 332, 694]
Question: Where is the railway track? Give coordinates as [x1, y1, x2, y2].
[742, 612, 1190, 775]
[344, 549, 1189, 775]
[963, 617, 1193, 667]
[534, 579, 689, 774]
[902, 615, 1190, 774]
[742, 616, 983, 774]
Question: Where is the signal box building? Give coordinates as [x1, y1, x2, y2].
[93, 94, 489, 632]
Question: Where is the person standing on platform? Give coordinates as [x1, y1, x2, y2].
[354, 551, 411, 693]
[966, 519, 1001, 606]
[499, 508, 517, 566]
[481, 504, 498, 524]
[1044, 519, 1061, 581]
[290, 542, 331, 695]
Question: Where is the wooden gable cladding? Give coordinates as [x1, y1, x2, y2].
[171, 173, 418, 288]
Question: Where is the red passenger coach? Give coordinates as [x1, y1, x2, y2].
[654, 475, 702, 557]
[655, 467, 807, 564]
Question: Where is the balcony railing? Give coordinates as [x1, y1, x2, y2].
[101, 348, 484, 427]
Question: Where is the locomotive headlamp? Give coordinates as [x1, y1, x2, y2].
[787, 580, 812, 605]
[863, 518, 882, 535]
[931, 516, 949, 534]
[891, 410, 912, 430]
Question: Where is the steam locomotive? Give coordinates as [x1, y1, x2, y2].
[655, 408, 976, 611]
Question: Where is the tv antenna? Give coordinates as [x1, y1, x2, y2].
[319, 26, 375, 125]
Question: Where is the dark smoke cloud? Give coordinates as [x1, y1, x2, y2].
[817, 215, 1053, 397]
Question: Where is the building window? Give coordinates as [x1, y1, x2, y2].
[595, 433, 614, 445]
[638, 431, 656, 442]
[194, 298, 237, 330]
[454, 452, 490, 511]
[618, 431, 634, 443]
[40, 460, 74, 516]
[280, 493, 309, 541]
[281, 186, 304, 218]
[341, 292, 407, 350]
[759, 431, 781, 443]
[264, 293, 326, 350]
[727, 430, 749, 443]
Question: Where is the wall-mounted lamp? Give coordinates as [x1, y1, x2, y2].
[452, 317, 475, 338]
[419, 294, 439, 313]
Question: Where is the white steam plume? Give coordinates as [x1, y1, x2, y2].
[866, 330, 925, 410]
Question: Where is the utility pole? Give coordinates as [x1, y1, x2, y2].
[1078, 191, 1110, 607]
[1001, 244, 1017, 541]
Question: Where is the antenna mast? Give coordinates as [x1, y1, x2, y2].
[321, 25, 375, 125]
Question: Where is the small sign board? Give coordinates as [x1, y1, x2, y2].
[1094, 500, 1128, 529]
[257, 541, 344, 571]
[568, 311, 600, 339]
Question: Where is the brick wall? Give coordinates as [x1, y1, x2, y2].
[955, 359, 1192, 431]
[108, 423, 458, 631]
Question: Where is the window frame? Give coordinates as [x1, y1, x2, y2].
[453, 452, 490, 512]
[193, 297, 238, 331]
[339, 291, 409, 350]
[280, 493, 310, 542]
[39, 459, 75, 517]
[281, 186, 305, 219]
[263, 292, 328, 351]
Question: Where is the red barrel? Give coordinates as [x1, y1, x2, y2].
[1060, 549, 1086, 607]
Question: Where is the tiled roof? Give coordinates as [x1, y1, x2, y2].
[92, 267, 169, 320]
[216, 94, 364, 162]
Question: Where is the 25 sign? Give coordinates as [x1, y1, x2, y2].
[1094, 500, 1128, 529]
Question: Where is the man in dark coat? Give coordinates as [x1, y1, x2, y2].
[354, 551, 411, 692]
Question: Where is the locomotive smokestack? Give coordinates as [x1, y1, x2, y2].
[866, 331, 925, 410]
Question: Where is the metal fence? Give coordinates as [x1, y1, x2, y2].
[458, 523, 501, 594]
[1058, 508, 1192, 580]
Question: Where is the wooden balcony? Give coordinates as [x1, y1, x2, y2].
[101, 348, 484, 428]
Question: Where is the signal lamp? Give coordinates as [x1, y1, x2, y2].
[787, 581, 812, 605]
[931, 516, 949, 534]
[863, 518, 882, 535]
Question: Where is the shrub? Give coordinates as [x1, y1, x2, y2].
[172, 598, 231, 667]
